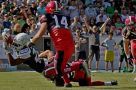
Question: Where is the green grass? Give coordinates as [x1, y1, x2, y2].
[0, 71, 136, 90]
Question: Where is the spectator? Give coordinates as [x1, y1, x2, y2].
[85, 0, 92, 6]
[3, 14, 12, 29]
[17, 13, 27, 30]
[0, 2, 8, 15]
[79, 9, 85, 24]
[111, 10, 122, 25]
[86, 17, 110, 71]
[21, 18, 30, 33]
[96, 9, 108, 27]
[27, 0, 37, 5]
[120, 8, 129, 23]
[69, 0, 80, 20]
[29, 2, 37, 16]
[74, 30, 87, 61]
[87, 25, 100, 71]
[85, 4, 97, 19]
[115, 17, 125, 36]
[13, 23, 21, 35]
[37, 1, 46, 15]
[81, 24, 90, 36]
[101, 32, 116, 72]
[74, 30, 81, 60]
[103, 0, 111, 9]
[11, 15, 18, 30]
[16, 0, 25, 7]
[62, 6, 70, 16]
[70, 16, 82, 33]
[28, 17, 37, 35]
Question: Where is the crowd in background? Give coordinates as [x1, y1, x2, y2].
[0, 0, 136, 72]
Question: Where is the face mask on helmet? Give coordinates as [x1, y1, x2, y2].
[125, 16, 136, 30]
[13, 33, 30, 51]
[45, 1, 62, 14]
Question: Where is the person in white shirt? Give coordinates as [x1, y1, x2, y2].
[101, 32, 116, 72]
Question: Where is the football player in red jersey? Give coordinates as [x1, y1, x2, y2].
[28, 0, 78, 87]
[122, 16, 136, 73]
[41, 50, 118, 86]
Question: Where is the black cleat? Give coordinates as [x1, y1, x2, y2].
[54, 76, 64, 87]
[64, 83, 72, 87]
[111, 80, 118, 85]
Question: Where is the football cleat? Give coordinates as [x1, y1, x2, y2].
[64, 83, 72, 87]
[111, 80, 118, 85]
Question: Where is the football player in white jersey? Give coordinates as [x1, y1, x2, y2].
[2, 32, 49, 73]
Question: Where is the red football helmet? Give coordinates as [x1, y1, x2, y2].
[45, 1, 61, 14]
[125, 16, 136, 25]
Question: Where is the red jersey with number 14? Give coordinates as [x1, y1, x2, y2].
[44, 13, 74, 50]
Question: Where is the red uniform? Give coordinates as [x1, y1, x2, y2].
[130, 39, 136, 64]
[41, 1, 75, 85]
[123, 16, 136, 65]
[43, 60, 105, 86]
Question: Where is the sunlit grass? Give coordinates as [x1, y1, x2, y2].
[0, 71, 135, 90]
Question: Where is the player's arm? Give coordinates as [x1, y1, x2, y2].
[39, 50, 51, 58]
[122, 28, 131, 58]
[123, 38, 130, 58]
[6, 53, 30, 66]
[39, 50, 54, 62]
[31, 22, 47, 43]
[31, 15, 48, 44]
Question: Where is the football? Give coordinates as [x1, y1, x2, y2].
[6, 35, 13, 44]
[2, 32, 13, 44]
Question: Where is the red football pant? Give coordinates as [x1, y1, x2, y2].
[131, 40, 136, 64]
[55, 46, 77, 84]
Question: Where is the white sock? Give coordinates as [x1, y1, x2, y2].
[132, 65, 136, 73]
[104, 82, 112, 86]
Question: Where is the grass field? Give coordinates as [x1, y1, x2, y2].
[0, 71, 136, 90]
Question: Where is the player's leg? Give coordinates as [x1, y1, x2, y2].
[130, 40, 136, 73]
[62, 51, 84, 87]
[55, 46, 75, 87]
[124, 55, 129, 71]
[55, 51, 65, 86]
[91, 80, 119, 86]
[81, 75, 118, 86]
[118, 54, 124, 72]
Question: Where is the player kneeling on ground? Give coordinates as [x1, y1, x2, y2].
[40, 51, 118, 86]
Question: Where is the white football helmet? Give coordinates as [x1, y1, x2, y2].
[13, 33, 30, 50]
